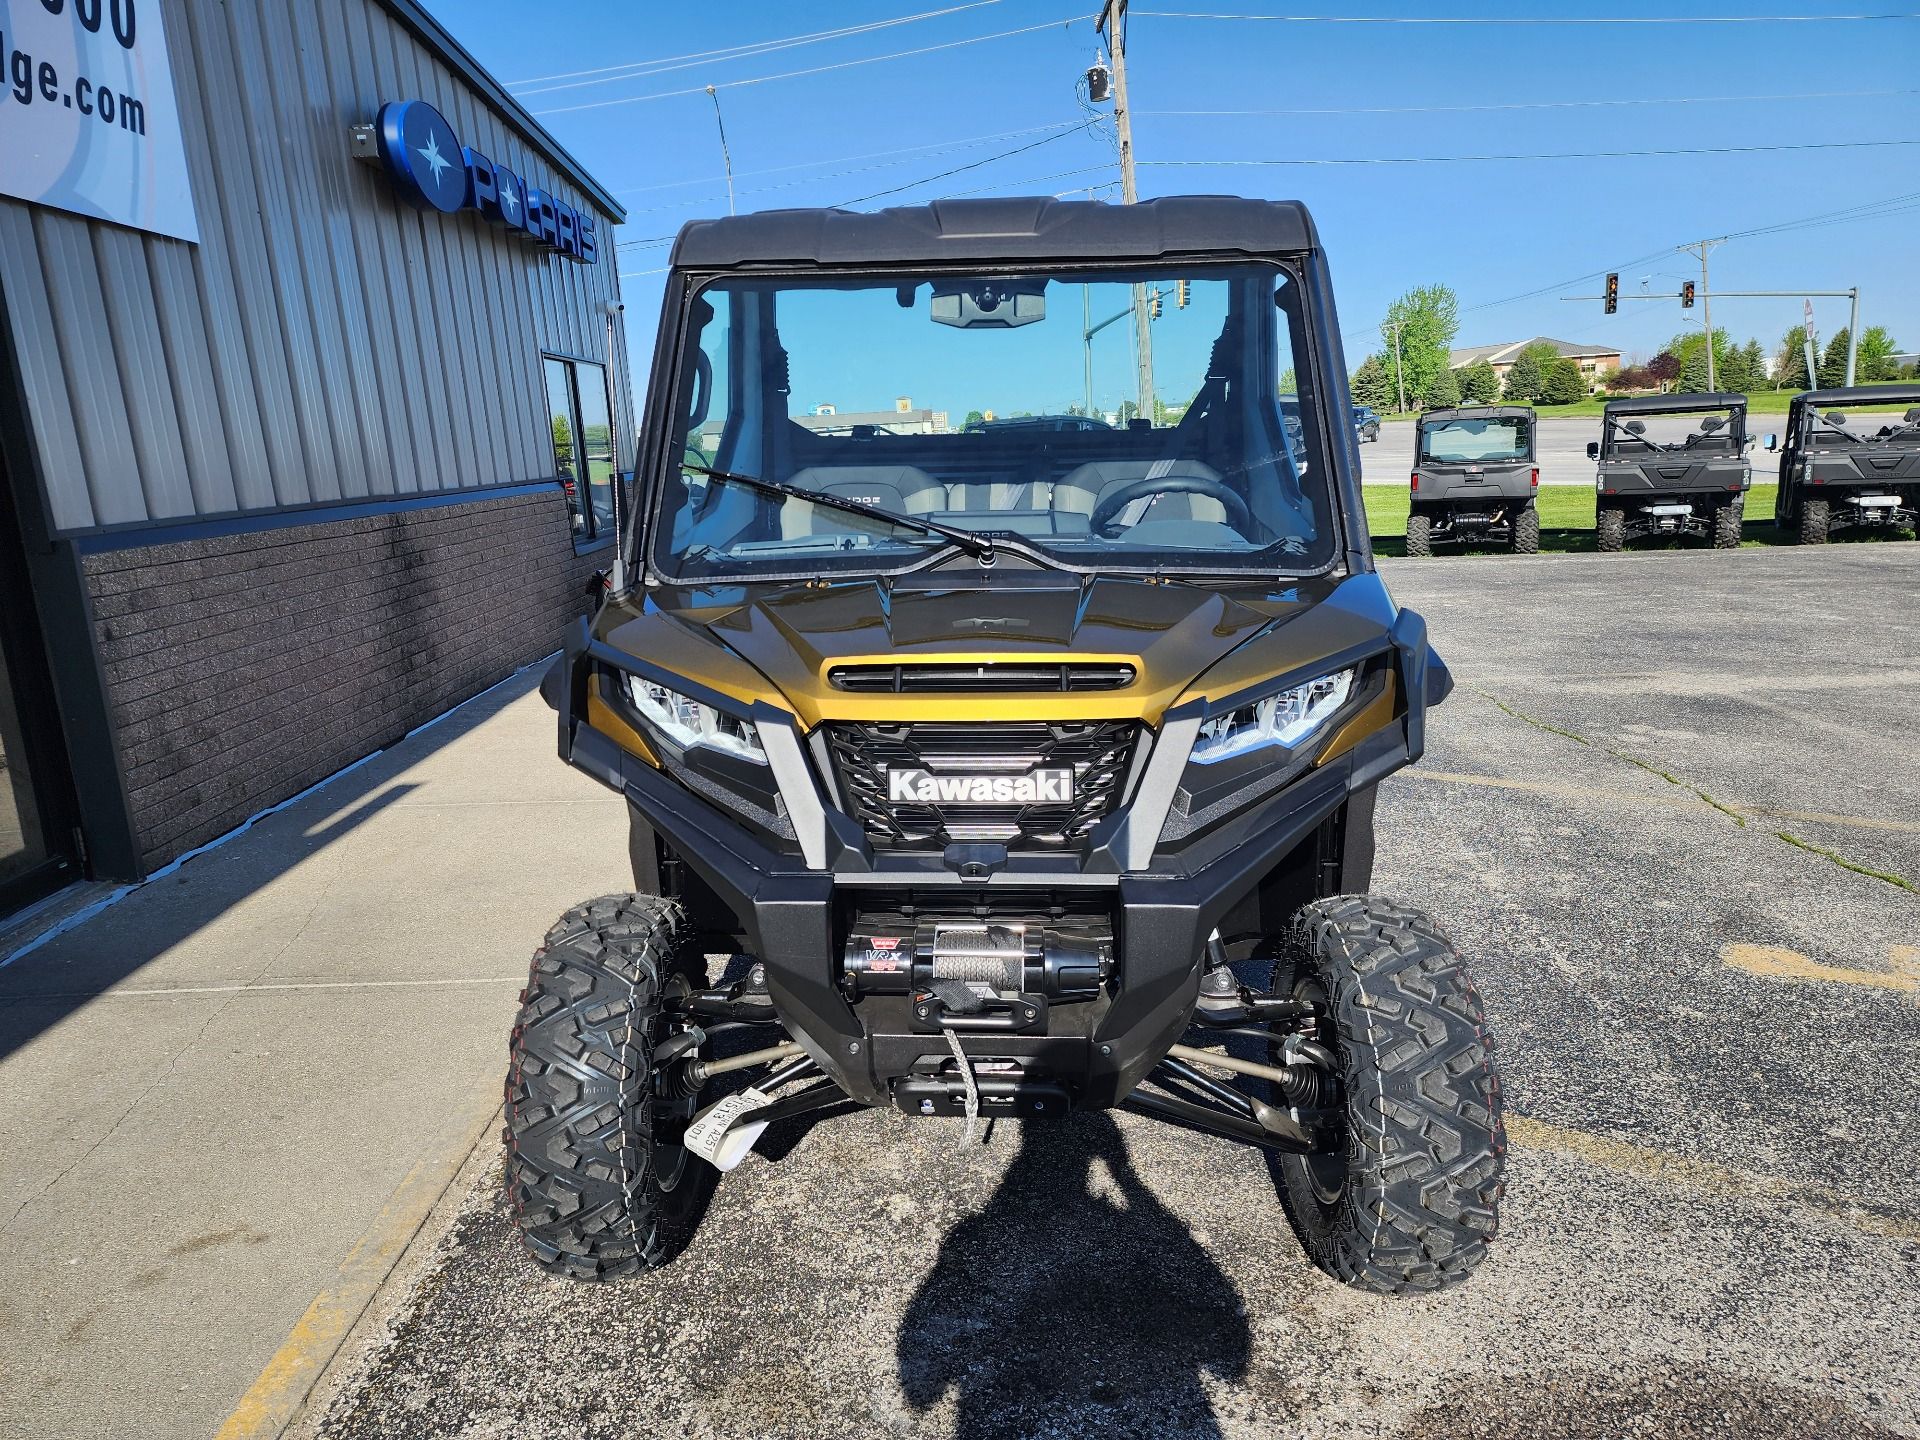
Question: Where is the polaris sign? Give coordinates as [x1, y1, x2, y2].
[370, 99, 597, 264]
[887, 768, 1074, 805]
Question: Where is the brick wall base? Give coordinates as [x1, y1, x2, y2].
[81, 487, 600, 874]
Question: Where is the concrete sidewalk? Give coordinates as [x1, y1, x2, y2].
[0, 672, 626, 1440]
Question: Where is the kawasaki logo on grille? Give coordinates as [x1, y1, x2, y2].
[886, 768, 1074, 805]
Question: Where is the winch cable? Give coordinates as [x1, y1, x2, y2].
[944, 1028, 981, 1145]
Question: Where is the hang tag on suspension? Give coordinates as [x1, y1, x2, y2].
[685, 1086, 773, 1171]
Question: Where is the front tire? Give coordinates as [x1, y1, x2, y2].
[1595, 502, 1626, 552]
[505, 895, 712, 1280]
[1406, 510, 1433, 557]
[1270, 896, 1504, 1295]
[1797, 497, 1830, 545]
[1711, 495, 1744, 549]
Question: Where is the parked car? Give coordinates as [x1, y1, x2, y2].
[1768, 386, 1920, 543]
[1352, 405, 1381, 443]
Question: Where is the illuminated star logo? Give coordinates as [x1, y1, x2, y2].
[415, 130, 452, 184]
[500, 184, 519, 218]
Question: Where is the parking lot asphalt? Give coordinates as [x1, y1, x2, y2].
[306, 543, 1920, 1440]
[1362, 416, 1782, 489]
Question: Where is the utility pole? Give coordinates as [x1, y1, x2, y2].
[1097, 0, 1153, 419]
[1677, 237, 1726, 390]
[705, 85, 736, 215]
[1386, 320, 1407, 414]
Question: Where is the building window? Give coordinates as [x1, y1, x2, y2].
[543, 355, 617, 545]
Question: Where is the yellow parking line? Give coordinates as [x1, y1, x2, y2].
[1508, 1113, 1920, 1240]
[1722, 942, 1918, 994]
[213, 1103, 501, 1440]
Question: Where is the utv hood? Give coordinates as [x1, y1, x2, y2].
[612, 573, 1355, 729]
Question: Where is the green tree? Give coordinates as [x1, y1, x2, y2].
[1858, 325, 1900, 383]
[1425, 365, 1461, 408]
[964, 409, 986, 428]
[1542, 358, 1585, 406]
[1741, 339, 1767, 391]
[1381, 284, 1461, 412]
[1679, 349, 1710, 394]
[1818, 328, 1851, 388]
[1716, 341, 1755, 396]
[1503, 349, 1544, 402]
[550, 413, 575, 473]
[1350, 354, 1392, 410]
[1460, 358, 1501, 404]
[1279, 367, 1299, 395]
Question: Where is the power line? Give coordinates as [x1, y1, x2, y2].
[510, 2, 1006, 94]
[1141, 87, 1918, 118]
[607, 121, 1086, 198]
[533, 15, 1094, 116]
[837, 123, 1099, 206]
[1141, 137, 1920, 168]
[1134, 9, 1920, 22]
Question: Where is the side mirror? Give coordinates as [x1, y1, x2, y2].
[1824, 412, 1847, 426]
[1585, 440, 1600, 460]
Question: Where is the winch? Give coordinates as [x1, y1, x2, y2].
[841, 919, 1107, 1003]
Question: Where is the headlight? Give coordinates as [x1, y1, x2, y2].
[622, 674, 766, 765]
[1190, 669, 1354, 764]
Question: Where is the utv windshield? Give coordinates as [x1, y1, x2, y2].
[652, 264, 1336, 580]
[1420, 416, 1530, 464]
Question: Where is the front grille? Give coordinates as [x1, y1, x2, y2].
[828, 662, 1135, 693]
[825, 720, 1138, 849]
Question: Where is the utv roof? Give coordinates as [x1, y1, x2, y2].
[1793, 384, 1920, 407]
[1419, 405, 1535, 423]
[670, 195, 1319, 269]
[1601, 392, 1747, 415]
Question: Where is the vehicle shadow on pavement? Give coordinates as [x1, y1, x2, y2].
[896, 1111, 1250, 1440]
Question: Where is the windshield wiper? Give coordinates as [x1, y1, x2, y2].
[682, 463, 995, 562]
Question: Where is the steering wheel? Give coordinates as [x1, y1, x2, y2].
[1088, 474, 1252, 537]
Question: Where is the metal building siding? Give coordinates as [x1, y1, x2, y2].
[1, 0, 631, 536]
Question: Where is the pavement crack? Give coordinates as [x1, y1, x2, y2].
[1772, 830, 1916, 893]
[1474, 686, 1915, 891]
[1605, 751, 1748, 827]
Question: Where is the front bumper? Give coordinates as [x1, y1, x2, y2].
[552, 600, 1448, 1109]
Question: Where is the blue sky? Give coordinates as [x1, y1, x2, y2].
[435, 1, 1919, 400]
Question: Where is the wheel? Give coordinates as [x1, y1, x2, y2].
[1797, 497, 1830, 545]
[505, 894, 713, 1280]
[1269, 896, 1504, 1295]
[1711, 495, 1744, 549]
[1509, 504, 1540, 555]
[1595, 503, 1626, 552]
[1405, 510, 1433, 557]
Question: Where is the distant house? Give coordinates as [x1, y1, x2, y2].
[1450, 337, 1623, 390]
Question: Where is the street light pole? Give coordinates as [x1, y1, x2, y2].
[1388, 320, 1407, 414]
[1678, 237, 1726, 390]
[1098, 0, 1154, 419]
[1845, 287, 1860, 386]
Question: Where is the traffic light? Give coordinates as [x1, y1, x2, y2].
[1603, 273, 1618, 315]
[1149, 289, 1162, 319]
[1176, 279, 1190, 309]
[1681, 281, 1696, 309]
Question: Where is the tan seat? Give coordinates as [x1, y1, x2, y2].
[779, 465, 945, 539]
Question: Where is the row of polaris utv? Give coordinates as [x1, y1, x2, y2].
[1402, 383, 1920, 556]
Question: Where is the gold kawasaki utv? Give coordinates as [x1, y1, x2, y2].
[516, 197, 1504, 1295]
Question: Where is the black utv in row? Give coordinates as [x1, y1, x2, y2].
[1589, 394, 1751, 551]
[1406, 405, 1538, 556]
[1769, 385, 1920, 544]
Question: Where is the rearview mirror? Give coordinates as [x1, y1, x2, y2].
[1763, 434, 1778, 451]
[1585, 440, 1599, 460]
[931, 279, 1046, 329]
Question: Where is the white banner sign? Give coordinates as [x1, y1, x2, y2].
[0, 0, 197, 241]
